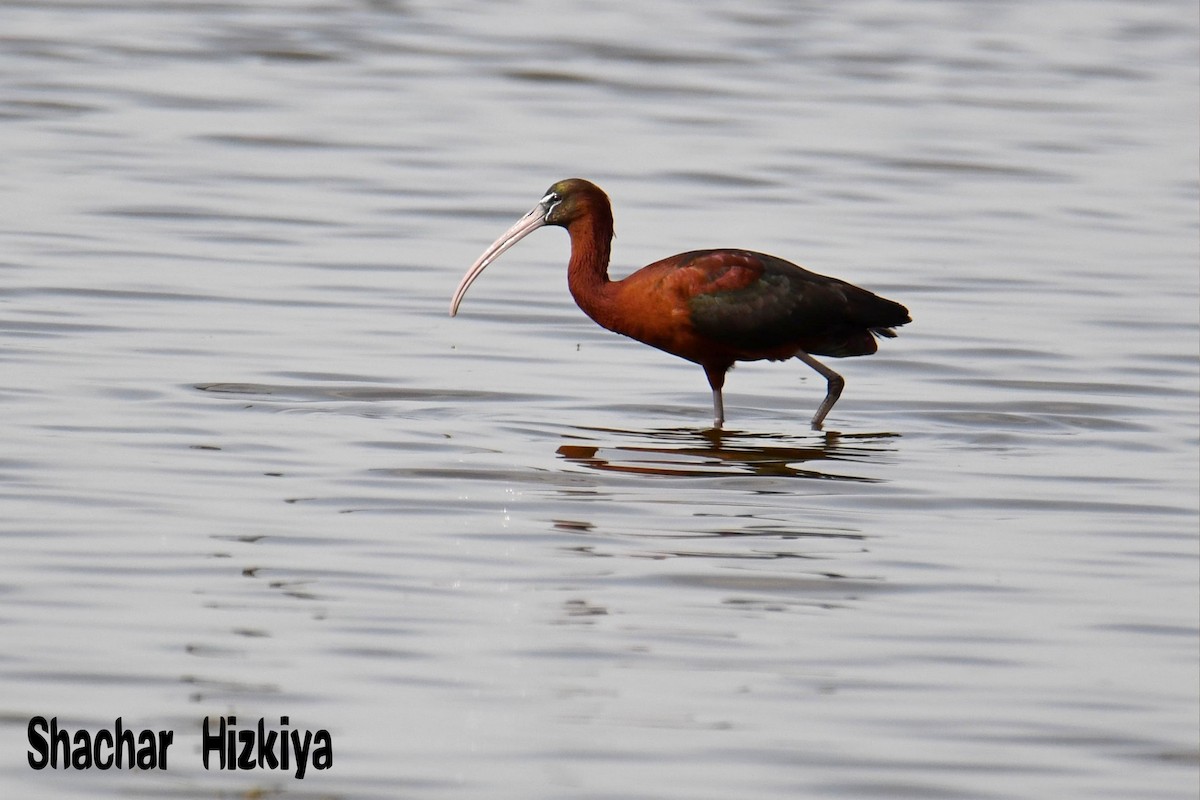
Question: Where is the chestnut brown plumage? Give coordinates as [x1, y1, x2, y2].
[450, 178, 910, 429]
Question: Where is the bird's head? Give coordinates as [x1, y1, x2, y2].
[449, 178, 611, 316]
[539, 178, 607, 227]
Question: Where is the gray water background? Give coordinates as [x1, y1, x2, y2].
[1, 1, 1198, 798]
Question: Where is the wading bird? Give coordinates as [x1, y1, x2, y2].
[450, 179, 910, 429]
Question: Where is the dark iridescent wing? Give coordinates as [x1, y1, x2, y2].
[685, 251, 910, 357]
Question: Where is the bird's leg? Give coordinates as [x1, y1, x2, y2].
[795, 352, 844, 430]
[703, 365, 727, 429]
[711, 387, 725, 428]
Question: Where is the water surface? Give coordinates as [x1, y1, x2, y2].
[2, 1, 1197, 798]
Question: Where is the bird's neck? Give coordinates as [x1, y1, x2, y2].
[565, 211, 618, 324]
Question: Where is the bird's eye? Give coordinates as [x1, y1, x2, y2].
[541, 192, 562, 217]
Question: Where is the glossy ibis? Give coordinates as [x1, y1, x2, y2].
[450, 178, 910, 429]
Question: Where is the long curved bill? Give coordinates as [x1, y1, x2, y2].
[449, 203, 548, 316]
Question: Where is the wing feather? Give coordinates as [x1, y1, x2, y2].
[685, 251, 909, 358]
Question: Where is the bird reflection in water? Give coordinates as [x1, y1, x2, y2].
[556, 428, 898, 481]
